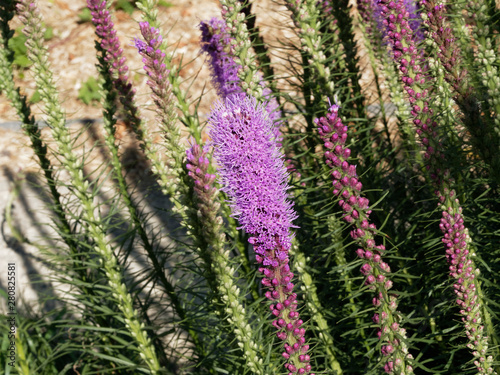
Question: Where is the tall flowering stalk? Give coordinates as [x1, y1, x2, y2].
[421, 0, 500, 179]
[356, 0, 417, 161]
[317, 103, 413, 374]
[135, 1, 202, 141]
[210, 96, 314, 375]
[201, 19, 341, 371]
[89, 2, 195, 214]
[15, 1, 161, 372]
[185, 143, 264, 374]
[134, 21, 182, 173]
[463, 0, 500, 141]
[379, 1, 496, 372]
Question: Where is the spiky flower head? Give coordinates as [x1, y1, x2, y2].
[210, 95, 295, 256]
[87, 0, 129, 80]
[210, 95, 313, 375]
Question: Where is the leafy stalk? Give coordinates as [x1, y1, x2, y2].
[16, 1, 161, 372]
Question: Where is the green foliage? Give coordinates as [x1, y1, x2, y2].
[43, 26, 53, 40]
[77, 7, 92, 23]
[7, 28, 31, 69]
[77, 76, 102, 105]
[158, 1, 173, 7]
[115, 0, 136, 14]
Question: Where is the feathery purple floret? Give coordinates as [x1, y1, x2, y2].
[210, 96, 295, 256]
[210, 96, 313, 375]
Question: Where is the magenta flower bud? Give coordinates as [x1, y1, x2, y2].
[361, 263, 372, 275]
[366, 275, 376, 285]
[382, 345, 394, 356]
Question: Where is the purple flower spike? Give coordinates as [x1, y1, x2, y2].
[422, 1, 472, 100]
[380, 1, 496, 371]
[88, 0, 128, 80]
[135, 22, 173, 121]
[369, 0, 423, 46]
[317, 103, 414, 374]
[185, 143, 218, 235]
[200, 18, 243, 100]
[200, 18, 282, 132]
[88, 0, 138, 123]
[210, 96, 313, 375]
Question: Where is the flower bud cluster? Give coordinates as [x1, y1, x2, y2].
[87, 0, 136, 117]
[465, 0, 500, 137]
[368, 0, 423, 46]
[439, 205, 496, 374]
[88, 0, 128, 79]
[379, 0, 451, 186]
[87, 0, 128, 92]
[210, 95, 313, 375]
[357, 0, 385, 41]
[317, 103, 413, 374]
[185, 143, 221, 241]
[421, 1, 471, 99]
[422, 0, 500, 180]
[134, 22, 178, 139]
[403, 0, 423, 43]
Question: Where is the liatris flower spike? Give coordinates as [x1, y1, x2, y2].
[379, 1, 497, 372]
[87, 0, 136, 116]
[210, 95, 314, 375]
[200, 18, 242, 101]
[200, 17, 282, 131]
[134, 21, 176, 131]
[185, 142, 219, 239]
[317, 100, 414, 374]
